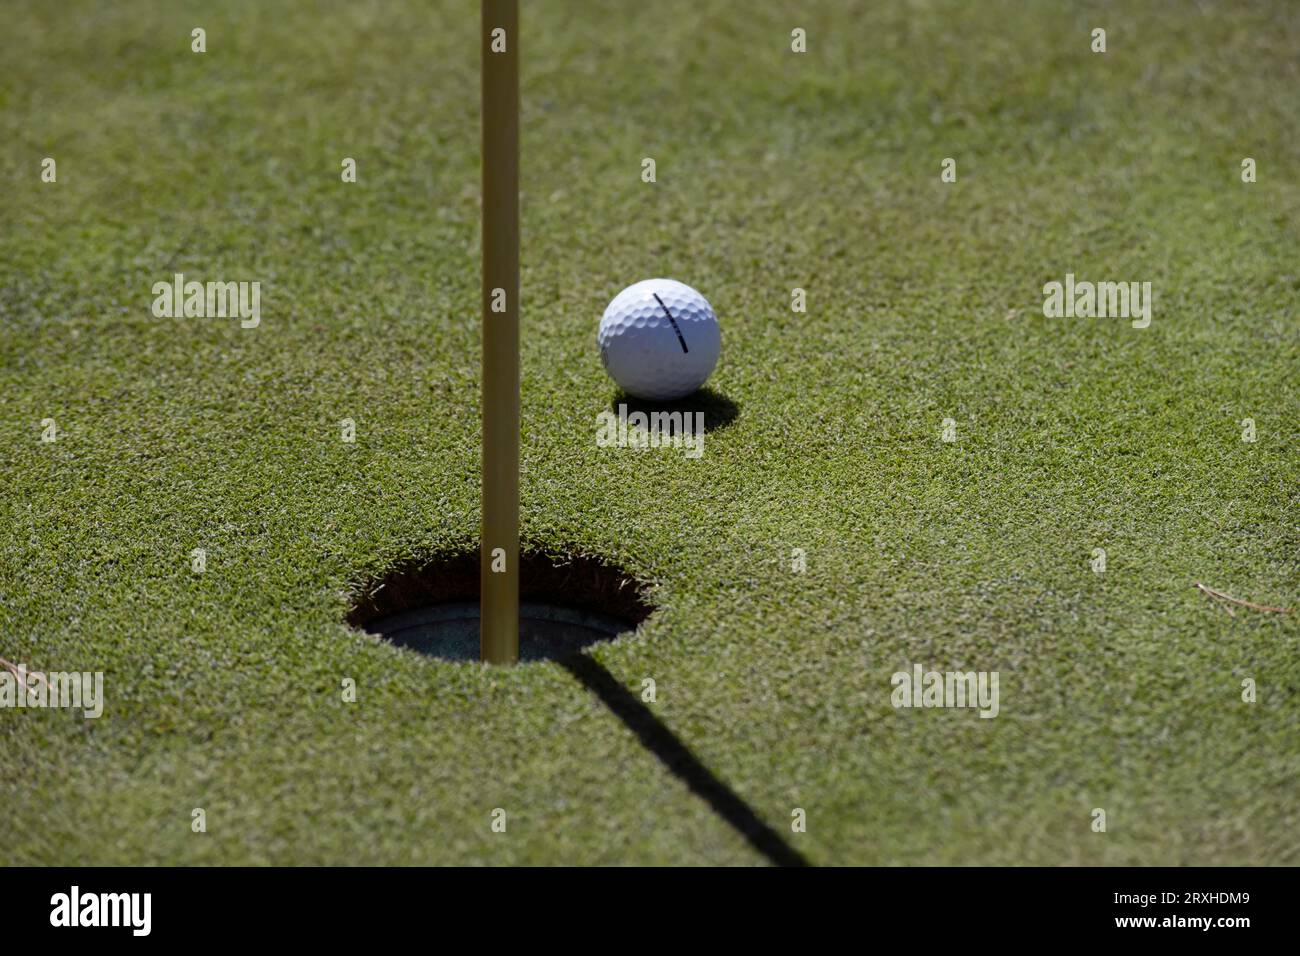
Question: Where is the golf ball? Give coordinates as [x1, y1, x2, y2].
[598, 278, 721, 401]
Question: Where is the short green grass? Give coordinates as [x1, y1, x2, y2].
[1, 0, 1297, 865]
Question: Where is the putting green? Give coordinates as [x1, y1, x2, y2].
[1, 0, 1297, 865]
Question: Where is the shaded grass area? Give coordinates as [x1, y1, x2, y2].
[1, 0, 1297, 864]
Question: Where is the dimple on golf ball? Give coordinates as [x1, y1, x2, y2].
[598, 278, 721, 401]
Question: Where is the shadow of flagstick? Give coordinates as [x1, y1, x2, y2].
[559, 654, 811, 867]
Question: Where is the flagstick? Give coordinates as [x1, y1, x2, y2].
[480, 0, 520, 663]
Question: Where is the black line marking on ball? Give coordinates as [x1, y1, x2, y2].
[653, 293, 690, 353]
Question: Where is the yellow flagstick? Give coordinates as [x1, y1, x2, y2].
[480, 0, 520, 663]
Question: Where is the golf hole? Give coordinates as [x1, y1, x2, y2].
[346, 551, 654, 663]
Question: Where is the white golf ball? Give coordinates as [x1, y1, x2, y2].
[598, 278, 721, 401]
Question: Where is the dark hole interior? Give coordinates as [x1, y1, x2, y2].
[346, 550, 654, 663]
